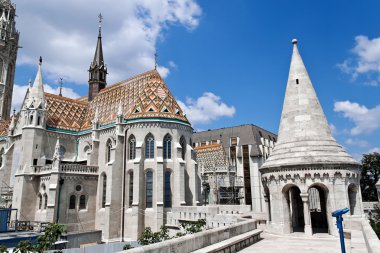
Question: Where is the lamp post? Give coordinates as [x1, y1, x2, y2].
[332, 208, 349, 253]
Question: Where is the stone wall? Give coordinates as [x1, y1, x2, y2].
[119, 219, 257, 253]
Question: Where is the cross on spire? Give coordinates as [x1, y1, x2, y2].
[98, 13, 103, 36]
[58, 77, 63, 96]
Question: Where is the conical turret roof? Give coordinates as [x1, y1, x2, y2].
[262, 39, 357, 169]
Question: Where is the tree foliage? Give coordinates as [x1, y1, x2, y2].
[13, 223, 66, 253]
[123, 243, 132, 250]
[360, 152, 380, 201]
[369, 204, 380, 239]
[180, 219, 206, 234]
[0, 245, 8, 253]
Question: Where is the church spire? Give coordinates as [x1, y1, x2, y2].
[88, 13, 107, 101]
[29, 56, 45, 108]
[261, 39, 357, 169]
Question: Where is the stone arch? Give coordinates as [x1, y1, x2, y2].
[282, 184, 304, 233]
[348, 183, 360, 215]
[308, 183, 329, 233]
[263, 184, 271, 222]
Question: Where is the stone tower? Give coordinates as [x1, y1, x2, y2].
[260, 39, 363, 236]
[0, 0, 19, 120]
[88, 14, 107, 101]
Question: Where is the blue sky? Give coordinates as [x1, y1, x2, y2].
[12, 0, 380, 161]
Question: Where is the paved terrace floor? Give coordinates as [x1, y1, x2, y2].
[239, 231, 367, 253]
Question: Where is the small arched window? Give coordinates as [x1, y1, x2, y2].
[180, 136, 186, 160]
[29, 115, 33, 125]
[79, 195, 86, 210]
[44, 194, 48, 209]
[128, 171, 134, 208]
[146, 171, 153, 208]
[102, 174, 107, 208]
[164, 171, 172, 208]
[38, 194, 42, 210]
[69, 195, 76, 209]
[37, 116, 41, 126]
[129, 135, 136, 160]
[106, 139, 113, 163]
[163, 134, 172, 160]
[145, 134, 154, 159]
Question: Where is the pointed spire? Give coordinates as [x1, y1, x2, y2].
[92, 13, 104, 67]
[28, 56, 45, 108]
[262, 39, 357, 169]
[53, 138, 62, 160]
[117, 101, 123, 117]
[8, 112, 16, 134]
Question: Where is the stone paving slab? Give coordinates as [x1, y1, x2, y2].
[238, 233, 351, 253]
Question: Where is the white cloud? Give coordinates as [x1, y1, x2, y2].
[334, 100, 380, 135]
[178, 92, 236, 126]
[329, 123, 337, 136]
[368, 147, 380, 153]
[15, 0, 201, 84]
[11, 83, 80, 111]
[345, 138, 370, 148]
[338, 35, 380, 85]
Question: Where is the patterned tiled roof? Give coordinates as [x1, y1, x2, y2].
[45, 93, 88, 131]
[45, 70, 189, 132]
[81, 70, 189, 129]
[195, 144, 229, 173]
[0, 118, 10, 136]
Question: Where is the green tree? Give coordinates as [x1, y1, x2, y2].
[0, 245, 8, 253]
[181, 219, 206, 234]
[369, 204, 380, 239]
[13, 223, 66, 253]
[123, 243, 133, 250]
[360, 152, 380, 201]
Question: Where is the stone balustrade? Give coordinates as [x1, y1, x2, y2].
[60, 164, 98, 174]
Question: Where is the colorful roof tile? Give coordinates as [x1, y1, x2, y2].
[195, 144, 229, 173]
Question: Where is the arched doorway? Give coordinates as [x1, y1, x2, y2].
[308, 185, 328, 233]
[348, 184, 360, 215]
[264, 185, 271, 222]
[283, 185, 304, 233]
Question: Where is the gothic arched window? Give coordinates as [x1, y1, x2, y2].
[163, 134, 172, 159]
[146, 170, 153, 208]
[180, 136, 186, 160]
[129, 135, 136, 160]
[44, 194, 48, 209]
[102, 174, 107, 208]
[79, 195, 86, 210]
[69, 195, 76, 209]
[128, 171, 134, 208]
[38, 194, 42, 210]
[145, 134, 154, 159]
[106, 139, 113, 163]
[164, 171, 172, 208]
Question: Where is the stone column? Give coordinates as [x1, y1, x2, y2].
[300, 193, 312, 236]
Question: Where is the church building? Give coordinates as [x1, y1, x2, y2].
[0, 14, 199, 241]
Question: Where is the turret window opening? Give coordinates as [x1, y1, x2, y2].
[180, 136, 186, 160]
[29, 115, 33, 125]
[296, 79, 299, 84]
[129, 135, 136, 160]
[37, 116, 41, 126]
[163, 134, 172, 159]
[102, 174, 107, 208]
[0, 148, 4, 167]
[69, 195, 76, 209]
[146, 170, 153, 208]
[145, 134, 154, 159]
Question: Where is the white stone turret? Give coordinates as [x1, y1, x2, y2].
[262, 39, 357, 169]
[24, 57, 46, 128]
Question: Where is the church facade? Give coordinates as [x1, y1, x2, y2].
[0, 17, 199, 241]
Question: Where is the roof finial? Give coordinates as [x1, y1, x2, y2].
[154, 52, 158, 70]
[98, 13, 103, 37]
[13, 108, 15, 116]
[58, 77, 63, 96]
[28, 79, 32, 87]
[39, 56, 42, 66]
[292, 38, 298, 45]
